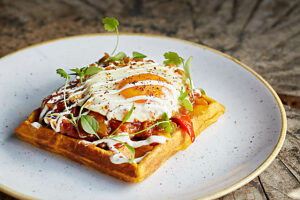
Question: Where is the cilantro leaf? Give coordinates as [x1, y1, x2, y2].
[132, 51, 147, 59]
[56, 69, 70, 79]
[158, 112, 171, 134]
[178, 87, 193, 111]
[80, 115, 100, 139]
[102, 17, 119, 32]
[85, 66, 103, 76]
[102, 17, 120, 55]
[163, 52, 184, 67]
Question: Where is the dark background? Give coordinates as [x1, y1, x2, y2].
[0, 0, 299, 199]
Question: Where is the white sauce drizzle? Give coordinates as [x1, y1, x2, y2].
[41, 61, 184, 123]
[31, 122, 41, 129]
[37, 60, 186, 164]
[82, 132, 167, 164]
[39, 106, 48, 123]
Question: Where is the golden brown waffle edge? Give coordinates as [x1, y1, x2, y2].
[14, 96, 225, 182]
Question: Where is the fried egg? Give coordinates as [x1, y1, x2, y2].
[70, 60, 186, 122]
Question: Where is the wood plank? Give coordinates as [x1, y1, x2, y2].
[277, 106, 300, 181]
[219, 177, 267, 200]
[0, 0, 299, 199]
[258, 158, 300, 200]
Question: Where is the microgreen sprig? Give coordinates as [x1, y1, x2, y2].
[103, 107, 171, 164]
[77, 96, 100, 139]
[56, 69, 71, 112]
[102, 17, 119, 56]
[100, 110, 171, 163]
[111, 103, 135, 136]
[104, 52, 127, 63]
[130, 120, 170, 136]
[56, 68, 70, 79]
[178, 87, 193, 111]
[53, 69, 101, 139]
[70, 66, 102, 83]
[183, 56, 194, 100]
[108, 112, 171, 138]
[104, 119, 170, 164]
[163, 52, 194, 101]
[106, 103, 135, 163]
[53, 69, 82, 136]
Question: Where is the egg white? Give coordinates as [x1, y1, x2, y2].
[71, 61, 186, 122]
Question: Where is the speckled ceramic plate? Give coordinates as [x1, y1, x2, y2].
[0, 34, 286, 200]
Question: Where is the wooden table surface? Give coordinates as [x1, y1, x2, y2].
[0, 0, 299, 199]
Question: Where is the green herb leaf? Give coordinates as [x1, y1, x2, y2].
[102, 17, 119, 32]
[105, 52, 127, 63]
[183, 56, 194, 100]
[178, 87, 193, 111]
[85, 66, 103, 76]
[183, 56, 192, 82]
[198, 88, 206, 96]
[70, 67, 85, 82]
[163, 52, 184, 67]
[56, 69, 70, 79]
[70, 68, 80, 74]
[80, 115, 100, 139]
[178, 87, 188, 100]
[132, 51, 147, 58]
[111, 103, 134, 135]
[181, 99, 193, 111]
[70, 66, 102, 82]
[158, 112, 171, 134]
[114, 52, 127, 60]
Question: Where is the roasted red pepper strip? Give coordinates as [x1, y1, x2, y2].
[173, 114, 195, 142]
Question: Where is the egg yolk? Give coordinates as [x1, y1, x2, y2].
[118, 73, 170, 103]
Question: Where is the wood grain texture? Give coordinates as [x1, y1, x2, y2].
[0, 0, 299, 199]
